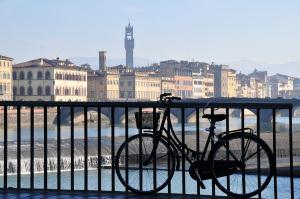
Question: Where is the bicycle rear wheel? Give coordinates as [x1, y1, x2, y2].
[209, 133, 274, 198]
[115, 133, 175, 193]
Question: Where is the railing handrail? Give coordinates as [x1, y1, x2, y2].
[0, 100, 293, 109]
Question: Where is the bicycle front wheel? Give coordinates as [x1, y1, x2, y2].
[209, 133, 274, 198]
[115, 133, 175, 193]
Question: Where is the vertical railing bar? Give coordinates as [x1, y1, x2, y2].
[111, 107, 115, 191]
[241, 108, 246, 195]
[167, 107, 171, 194]
[70, 106, 74, 191]
[153, 107, 157, 191]
[211, 108, 215, 196]
[125, 107, 129, 192]
[289, 108, 294, 199]
[30, 106, 34, 189]
[84, 106, 88, 191]
[138, 107, 143, 192]
[43, 106, 48, 190]
[196, 108, 200, 196]
[17, 105, 21, 189]
[57, 106, 61, 190]
[97, 106, 102, 191]
[257, 108, 261, 199]
[273, 109, 277, 199]
[225, 108, 230, 195]
[181, 108, 185, 194]
[3, 106, 7, 189]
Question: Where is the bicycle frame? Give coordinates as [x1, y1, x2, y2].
[145, 105, 251, 170]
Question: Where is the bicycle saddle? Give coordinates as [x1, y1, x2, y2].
[202, 114, 226, 122]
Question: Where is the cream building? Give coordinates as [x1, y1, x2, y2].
[87, 70, 120, 101]
[13, 58, 87, 101]
[0, 55, 13, 101]
[227, 69, 237, 97]
[160, 76, 176, 95]
[204, 72, 214, 98]
[119, 72, 161, 100]
[214, 65, 236, 97]
[192, 75, 206, 98]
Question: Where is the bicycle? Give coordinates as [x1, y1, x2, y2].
[115, 93, 274, 198]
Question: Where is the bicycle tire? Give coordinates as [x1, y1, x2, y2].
[209, 132, 274, 198]
[115, 133, 176, 193]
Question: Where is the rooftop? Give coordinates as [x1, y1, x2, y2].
[0, 55, 13, 61]
[13, 58, 87, 71]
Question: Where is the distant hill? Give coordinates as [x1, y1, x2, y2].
[70, 57, 155, 69]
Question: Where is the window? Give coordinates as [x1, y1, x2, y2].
[20, 71, 25, 80]
[45, 86, 51, 95]
[37, 71, 43, 79]
[45, 71, 51, 79]
[3, 72, 6, 79]
[55, 88, 60, 95]
[27, 86, 33, 95]
[20, 86, 25, 95]
[37, 86, 43, 95]
[75, 88, 79, 96]
[13, 86, 17, 95]
[27, 71, 33, 80]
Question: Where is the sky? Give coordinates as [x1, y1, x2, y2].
[0, 0, 300, 74]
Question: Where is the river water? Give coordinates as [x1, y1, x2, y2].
[0, 116, 298, 198]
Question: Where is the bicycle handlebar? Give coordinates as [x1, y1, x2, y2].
[159, 93, 181, 103]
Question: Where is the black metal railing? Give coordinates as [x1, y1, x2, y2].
[0, 100, 296, 199]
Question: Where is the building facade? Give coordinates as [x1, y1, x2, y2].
[192, 75, 206, 98]
[87, 71, 120, 101]
[119, 72, 161, 100]
[13, 58, 87, 101]
[213, 65, 237, 97]
[0, 55, 13, 100]
[160, 60, 193, 98]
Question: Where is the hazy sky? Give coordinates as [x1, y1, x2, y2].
[1, 0, 300, 68]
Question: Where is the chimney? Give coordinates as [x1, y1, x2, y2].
[99, 51, 107, 71]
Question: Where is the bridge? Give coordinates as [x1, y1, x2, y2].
[59, 98, 300, 125]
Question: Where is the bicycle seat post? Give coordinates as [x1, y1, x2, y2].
[209, 120, 216, 134]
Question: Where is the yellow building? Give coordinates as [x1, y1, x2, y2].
[227, 69, 237, 97]
[120, 72, 161, 100]
[0, 55, 13, 101]
[87, 71, 120, 101]
[161, 76, 176, 95]
[13, 58, 87, 101]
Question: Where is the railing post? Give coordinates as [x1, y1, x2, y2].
[43, 106, 48, 190]
[84, 106, 88, 191]
[3, 106, 8, 189]
[30, 106, 34, 190]
[97, 106, 102, 191]
[17, 105, 21, 189]
[70, 106, 74, 191]
[57, 106, 61, 190]
[272, 109, 277, 199]
[289, 108, 294, 199]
